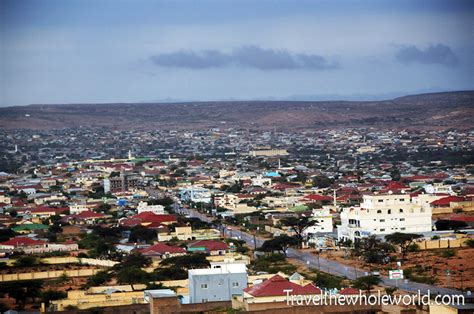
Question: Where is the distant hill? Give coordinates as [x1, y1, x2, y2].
[0, 91, 472, 130]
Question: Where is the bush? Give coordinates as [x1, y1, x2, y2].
[407, 243, 419, 252]
[465, 239, 474, 248]
[14, 256, 40, 267]
[41, 290, 67, 307]
[440, 249, 456, 258]
[311, 271, 343, 289]
[250, 254, 297, 275]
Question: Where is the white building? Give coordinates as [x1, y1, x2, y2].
[188, 262, 247, 303]
[304, 206, 333, 235]
[424, 183, 453, 194]
[180, 187, 212, 204]
[214, 193, 238, 209]
[70, 203, 89, 214]
[251, 175, 271, 187]
[337, 193, 432, 242]
[137, 201, 165, 214]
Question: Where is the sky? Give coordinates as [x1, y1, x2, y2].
[0, 0, 473, 106]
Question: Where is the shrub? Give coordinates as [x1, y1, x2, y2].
[440, 249, 456, 258]
[464, 239, 474, 248]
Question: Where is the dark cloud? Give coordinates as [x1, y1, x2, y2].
[149, 49, 230, 69]
[233, 46, 339, 70]
[149, 46, 339, 70]
[395, 44, 459, 66]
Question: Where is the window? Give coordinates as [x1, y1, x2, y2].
[387, 209, 391, 214]
[232, 282, 239, 287]
[380, 228, 385, 232]
[202, 299, 208, 302]
[400, 218, 405, 221]
[400, 227, 406, 231]
[399, 198, 405, 202]
[380, 219, 385, 222]
[399, 209, 403, 213]
[377, 210, 382, 214]
[201, 284, 208, 289]
[378, 199, 384, 203]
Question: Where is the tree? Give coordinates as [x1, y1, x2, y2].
[41, 289, 67, 307]
[260, 235, 298, 256]
[281, 216, 318, 248]
[311, 271, 343, 289]
[160, 253, 210, 270]
[312, 175, 334, 188]
[128, 225, 156, 243]
[353, 275, 382, 295]
[385, 232, 423, 261]
[116, 267, 149, 291]
[87, 270, 112, 286]
[115, 252, 152, 270]
[3, 280, 43, 309]
[354, 235, 394, 264]
[14, 255, 40, 267]
[435, 220, 467, 231]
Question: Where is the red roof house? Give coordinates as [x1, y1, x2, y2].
[138, 243, 186, 258]
[187, 240, 228, 255]
[430, 196, 465, 207]
[302, 194, 333, 203]
[339, 287, 361, 295]
[243, 275, 321, 298]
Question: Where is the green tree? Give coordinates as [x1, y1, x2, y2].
[41, 289, 67, 307]
[281, 217, 318, 248]
[354, 235, 394, 264]
[385, 232, 423, 261]
[260, 235, 298, 256]
[14, 255, 40, 267]
[116, 267, 149, 291]
[160, 253, 210, 270]
[128, 225, 156, 243]
[311, 271, 343, 289]
[117, 252, 152, 270]
[87, 270, 112, 287]
[353, 275, 382, 295]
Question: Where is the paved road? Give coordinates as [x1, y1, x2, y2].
[179, 206, 466, 297]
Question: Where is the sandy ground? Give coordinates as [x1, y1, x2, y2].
[313, 247, 474, 291]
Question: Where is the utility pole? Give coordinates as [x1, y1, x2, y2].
[317, 250, 321, 271]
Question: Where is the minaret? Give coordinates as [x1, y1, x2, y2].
[333, 189, 337, 208]
[278, 158, 281, 169]
[128, 149, 132, 160]
[14, 145, 18, 153]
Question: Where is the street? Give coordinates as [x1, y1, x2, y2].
[179, 206, 466, 297]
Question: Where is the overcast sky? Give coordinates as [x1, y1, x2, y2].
[0, 0, 472, 106]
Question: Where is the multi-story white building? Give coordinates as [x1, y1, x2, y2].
[337, 193, 432, 242]
[304, 207, 333, 235]
[424, 183, 453, 194]
[214, 193, 238, 209]
[137, 201, 165, 214]
[180, 187, 212, 204]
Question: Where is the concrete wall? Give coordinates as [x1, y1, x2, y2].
[41, 256, 119, 267]
[416, 238, 468, 250]
[52, 291, 146, 310]
[0, 268, 99, 282]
